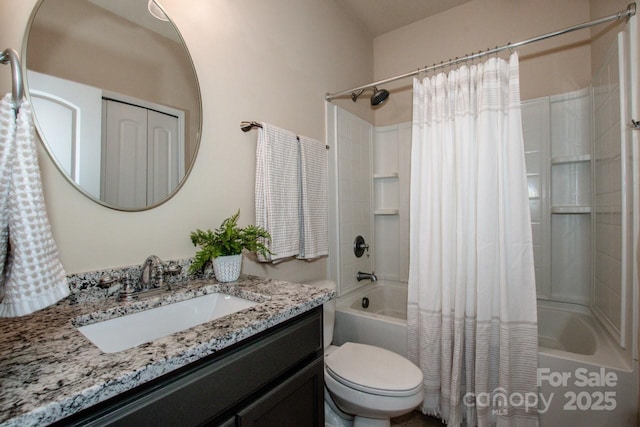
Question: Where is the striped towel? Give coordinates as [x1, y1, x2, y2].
[255, 123, 301, 262]
[298, 136, 328, 259]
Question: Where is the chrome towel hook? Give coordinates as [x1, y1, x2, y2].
[0, 48, 24, 113]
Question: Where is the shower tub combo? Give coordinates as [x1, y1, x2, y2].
[332, 281, 637, 426]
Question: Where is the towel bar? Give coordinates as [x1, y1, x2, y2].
[240, 121, 329, 149]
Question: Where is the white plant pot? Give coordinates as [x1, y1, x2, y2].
[212, 254, 242, 282]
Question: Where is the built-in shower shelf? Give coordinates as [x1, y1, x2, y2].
[551, 205, 591, 214]
[373, 173, 399, 179]
[551, 154, 591, 164]
[374, 208, 399, 215]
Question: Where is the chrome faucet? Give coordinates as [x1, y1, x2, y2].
[139, 255, 164, 290]
[356, 271, 377, 282]
[116, 256, 183, 302]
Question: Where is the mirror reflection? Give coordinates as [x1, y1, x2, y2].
[25, 0, 202, 210]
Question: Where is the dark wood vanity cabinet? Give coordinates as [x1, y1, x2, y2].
[55, 307, 324, 427]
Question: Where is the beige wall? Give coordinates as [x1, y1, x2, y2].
[373, 0, 592, 126]
[0, 0, 373, 281]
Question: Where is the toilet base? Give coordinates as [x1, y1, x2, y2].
[325, 399, 353, 427]
[353, 416, 390, 427]
[325, 402, 390, 427]
[325, 385, 395, 427]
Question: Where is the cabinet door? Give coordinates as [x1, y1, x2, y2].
[53, 308, 323, 427]
[237, 356, 324, 427]
[217, 417, 236, 427]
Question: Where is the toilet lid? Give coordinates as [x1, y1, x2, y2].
[325, 342, 423, 397]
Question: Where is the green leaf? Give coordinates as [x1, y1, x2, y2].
[188, 209, 273, 274]
[188, 245, 217, 275]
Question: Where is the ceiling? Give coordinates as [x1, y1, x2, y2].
[89, 0, 470, 40]
[88, 0, 180, 42]
[340, 0, 471, 37]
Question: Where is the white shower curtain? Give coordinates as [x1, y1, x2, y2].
[408, 53, 538, 427]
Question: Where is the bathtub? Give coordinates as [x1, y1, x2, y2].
[536, 301, 637, 426]
[333, 281, 638, 426]
[333, 281, 408, 357]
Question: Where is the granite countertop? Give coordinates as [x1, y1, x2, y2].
[0, 274, 334, 427]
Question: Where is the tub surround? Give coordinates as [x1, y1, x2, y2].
[0, 269, 334, 426]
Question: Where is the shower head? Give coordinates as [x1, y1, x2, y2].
[370, 87, 389, 106]
[351, 86, 390, 106]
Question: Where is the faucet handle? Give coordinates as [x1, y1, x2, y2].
[353, 235, 370, 258]
[98, 274, 120, 288]
[117, 275, 138, 302]
[165, 262, 182, 275]
[163, 262, 183, 291]
[153, 263, 165, 287]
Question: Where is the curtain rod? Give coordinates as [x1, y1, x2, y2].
[325, 3, 636, 102]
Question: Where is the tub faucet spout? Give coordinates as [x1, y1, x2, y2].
[356, 271, 377, 282]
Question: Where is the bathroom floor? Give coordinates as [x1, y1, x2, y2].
[391, 411, 445, 426]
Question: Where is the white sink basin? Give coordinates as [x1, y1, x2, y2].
[77, 293, 257, 353]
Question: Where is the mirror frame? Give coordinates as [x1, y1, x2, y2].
[22, 0, 202, 212]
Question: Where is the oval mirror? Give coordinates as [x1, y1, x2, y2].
[23, 0, 202, 211]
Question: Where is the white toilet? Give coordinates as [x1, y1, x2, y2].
[308, 280, 423, 427]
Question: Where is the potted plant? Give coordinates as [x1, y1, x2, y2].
[188, 210, 271, 282]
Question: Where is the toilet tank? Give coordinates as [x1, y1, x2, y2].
[304, 280, 336, 350]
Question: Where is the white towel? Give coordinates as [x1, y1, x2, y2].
[255, 123, 301, 262]
[0, 98, 69, 317]
[0, 94, 16, 295]
[297, 136, 328, 260]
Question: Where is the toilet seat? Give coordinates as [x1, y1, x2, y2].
[325, 342, 422, 397]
